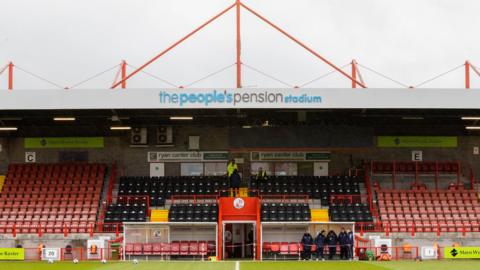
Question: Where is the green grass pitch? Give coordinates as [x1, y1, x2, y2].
[1, 260, 480, 270]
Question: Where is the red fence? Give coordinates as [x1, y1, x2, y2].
[371, 161, 463, 189]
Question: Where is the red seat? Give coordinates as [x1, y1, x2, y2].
[143, 244, 152, 255]
[125, 243, 134, 255]
[133, 243, 143, 255]
[180, 242, 189, 255]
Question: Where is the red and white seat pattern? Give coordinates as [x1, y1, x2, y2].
[377, 189, 480, 232]
[0, 163, 105, 234]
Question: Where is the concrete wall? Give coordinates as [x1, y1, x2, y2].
[2, 127, 480, 182]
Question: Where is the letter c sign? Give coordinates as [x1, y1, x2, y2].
[25, 152, 36, 163]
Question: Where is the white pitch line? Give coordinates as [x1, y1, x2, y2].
[235, 261, 240, 270]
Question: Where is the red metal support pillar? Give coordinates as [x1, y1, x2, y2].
[111, 3, 236, 89]
[236, 0, 242, 88]
[8, 62, 14, 90]
[351, 60, 357, 88]
[121, 60, 127, 89]
[465, 61, 470, 89]
[240, 3, 367, 88]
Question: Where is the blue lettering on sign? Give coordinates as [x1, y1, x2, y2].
[159, 90, 322, 107]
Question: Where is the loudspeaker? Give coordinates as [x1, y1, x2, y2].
[131, 127, 147, 145]
[157, 126, 173, 145]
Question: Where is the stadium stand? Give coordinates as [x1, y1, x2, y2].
[372, 161, 460, 175]
[118, 176, 229, 207]
[0, 163, 105, 234]
[103, 202, 148, 223]
[168, 203, 218, 222]
[377, 186, 480, 232]
[261, 202, 311, 222]
[329, 202, 373, 222]
[251, 176, 360, 206]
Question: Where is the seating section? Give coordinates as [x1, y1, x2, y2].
[251, 176, 360, 206]
[0, 163, 105, 234]
[262, 242, 303, 259]
[373, 161, 459, 174]
[125, 241, 215, 257]
[119, 176, 229, 207]
[261, 203, 311, 222]
[104, 202, 148, 223]
[169, 203, 218, 222]
[378, 189, 480, 232]
[329, 203, 373, 222]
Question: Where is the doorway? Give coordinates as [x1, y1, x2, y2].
[223, 222, 256, 260]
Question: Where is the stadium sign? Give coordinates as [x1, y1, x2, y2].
[251, 151, 330, 161]
[148, 151, 229, 162]
[377, 136, 458, 148]
[0, 248, 24, 261]
[24, 137, 104, 149]
[444, 247, 480, 259]
[4, 88, 480, 109]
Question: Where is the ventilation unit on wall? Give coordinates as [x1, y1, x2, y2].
[131, 127, 148, 145]
[157, 126, 173, 146]
[189, 136, 200, 150]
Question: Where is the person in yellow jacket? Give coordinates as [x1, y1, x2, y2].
[256, 167, 268, 181]
[227, 159, 238, 177]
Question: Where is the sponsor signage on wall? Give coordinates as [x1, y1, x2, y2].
[444, 247, 480, 259]
[25, 137, 104, 148]
[148, 151, 228, 162]
[42, 248, 61, 261]
[251, 151, 330, 161]
[3, 88, 480, 110]
[0, 248, 24, 261]
[377, 136, 457, 148]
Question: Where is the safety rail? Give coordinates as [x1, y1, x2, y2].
[0, 222, 124, 238]
[371, 160, 463, 190]
[259, 194, 310, 203]
[355, 222, 383, 235]
[170, 194, 219, 204]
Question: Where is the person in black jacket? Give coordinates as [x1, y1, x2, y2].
[300, 232, 314, 260]
[338, 228, 348, 260]
[346, 229, 354, 259]
[326, 230, 338, 259]
[230, 169, 241, 197]
[315, 230, 326, 261]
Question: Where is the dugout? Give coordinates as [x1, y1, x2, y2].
[123, 222, 217, 260]
[260, 222, 355, 260]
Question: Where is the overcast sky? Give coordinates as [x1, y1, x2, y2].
[0, 0, 479, 89]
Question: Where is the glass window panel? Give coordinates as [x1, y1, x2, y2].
[180, 163, 204, 176]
